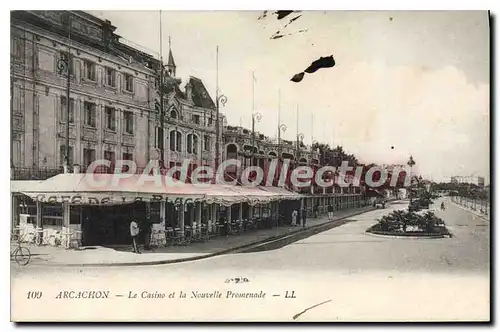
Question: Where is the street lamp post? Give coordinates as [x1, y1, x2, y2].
[251, 112, 262, 167]
[57, 13, 72, 172]
[407, 155, 416, 205]
[215, 92, 227, 172]
[277, 123, 287, 156]
[296, 133, 304, 162]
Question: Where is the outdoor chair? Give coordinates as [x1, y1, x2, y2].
[150, 230, 165, 248]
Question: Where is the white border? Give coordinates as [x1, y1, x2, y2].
[3, 1, 497, 330]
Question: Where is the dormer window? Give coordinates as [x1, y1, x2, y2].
[192, 114, 200, 125]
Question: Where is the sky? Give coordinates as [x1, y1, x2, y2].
[89, 10, 490, 183]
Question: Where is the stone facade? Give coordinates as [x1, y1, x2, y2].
[11, 11, 156, 172]
[10, 10, 221, 175]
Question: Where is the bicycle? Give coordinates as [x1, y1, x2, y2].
[10, 232, 31, 266]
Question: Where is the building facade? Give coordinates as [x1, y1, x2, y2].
[10, 10, 368, 248]
[10, 10, 222, 180]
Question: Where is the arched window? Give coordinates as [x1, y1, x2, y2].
[300, 158, 308, 164]
[187, 134, 199, 154]
[170, 109, 178, 119]
[226, 144, 238, 159]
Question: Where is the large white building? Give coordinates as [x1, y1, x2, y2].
[450, 175, 485, 187]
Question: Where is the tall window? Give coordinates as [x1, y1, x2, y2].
[204, 135, 211, 151]
[84, 102, 96, 127]
[83, 148, 96, 168]
[124, 74, 134, 92]
[169, 130, 182, 152]
[169, 130, 176, 151]
[104, 150, 115, 172]
[187, 134, 198, 154]
[60, 96, 74, 123]
[59, 51, 74, 75]
[83, 60, 96, 81]
[176, 131, 182, 152]
[59, 145, 74, 166]
[105, 106, 116, 131]
[105, 67, 116, 87]
[11, 37, 24, 60]
[156, 127, 164, 149]
[124, 111, 134, 134]
[122, 152, 133, 172]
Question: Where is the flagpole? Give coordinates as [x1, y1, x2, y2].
[215, 46, 220, 174]
[252, 71, 255, 114]
[159, 10, 165, 171]
[311, 113, 314, 146]
[277, 89, 280, 141]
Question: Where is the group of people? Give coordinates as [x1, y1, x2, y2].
[290, 203, 337, 227]
[129, 202, 341, 254]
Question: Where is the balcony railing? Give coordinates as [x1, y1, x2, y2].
[11, 167, 64, 180]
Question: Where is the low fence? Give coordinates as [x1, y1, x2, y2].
[450, 196, 490, 218]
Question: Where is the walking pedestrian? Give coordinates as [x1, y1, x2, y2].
[327, 204, 334, 220]
[130, 218, 141, 254]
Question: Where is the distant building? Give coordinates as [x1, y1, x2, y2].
[450, 176, 485, 187]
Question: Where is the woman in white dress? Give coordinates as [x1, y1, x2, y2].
[291, 210, 298, 226]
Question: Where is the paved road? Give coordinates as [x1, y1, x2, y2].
[11, 198, 490, 321]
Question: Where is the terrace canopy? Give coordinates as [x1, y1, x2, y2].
[14, 174, 303, 206]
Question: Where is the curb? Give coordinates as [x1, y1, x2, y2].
[28, 206, 382, 268]
[364, 231, 450, 240]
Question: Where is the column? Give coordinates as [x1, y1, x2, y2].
[196, 202, 202, 233]
[238, 203, 243, 221]
[190, 204, 195, 226]
[210, 203, 217, 233]
[36, 201, 43, 244]
[11, 195, 18, 231]
[178, 201, 185, 238]
[63, 203, 71, 249]
[226, 205, 232, 222]
[300, 198, 304, 224]
[160, 201, 166, 227]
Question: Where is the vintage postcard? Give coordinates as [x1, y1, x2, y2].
[9, 10, 490, 322]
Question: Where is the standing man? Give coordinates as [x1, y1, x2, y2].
[130, 217, 141, 254]
[301, 204, 307, 228]
[327, 203, 334, 220]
